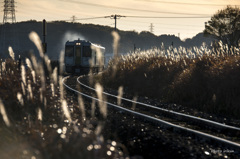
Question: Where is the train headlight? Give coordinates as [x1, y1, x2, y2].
[76, 43, 81, 45]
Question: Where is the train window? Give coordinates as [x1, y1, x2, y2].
[82, 46, 91, 57]
[65, 46, 74, 57]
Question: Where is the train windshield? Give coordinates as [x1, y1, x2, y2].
[65, 46, 74, 57]
[82, 46, 91, 57]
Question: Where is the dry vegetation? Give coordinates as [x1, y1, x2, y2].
[1, 30, 240, 158]
[102, 41, 240, 119]
[0, 32, 125, 159]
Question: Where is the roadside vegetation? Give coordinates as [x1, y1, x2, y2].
[101, 41, 240, 119]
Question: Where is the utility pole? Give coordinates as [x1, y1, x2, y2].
[110, 14, 125, 31]
[3, 0, 16, 23]
[42, 19, 47, 54]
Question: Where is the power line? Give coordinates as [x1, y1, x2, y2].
[120, 19, 204, 27]
[135, 0, 240, 6]
[125, 15, 210, 18]
[59, 0, 211, 16]
[70, 15, 210, 23]
[75, 16, 110, 21]
[62, 14, 209, 31]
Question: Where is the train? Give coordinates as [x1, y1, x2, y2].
[64, 39, 105, 74]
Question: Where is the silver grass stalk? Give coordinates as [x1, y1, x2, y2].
[29, 31, 44, 58]
[91, 99, 96, 118]
[38, 64, 46, 92]
[44, 55, 52, 75]
[25, 58, 33, 71]
[21, 82, 26, 95]
[39, 88, 43, 103]
[95, 83, 107, 118]
[50, 83, 55, 97]
[111, 31, 120, 77]
[2, 62, 5, 72]
[37, 107, 43, 121]
[0, 99, 11, 127]
[17, 92, 24, 106]
[21, 65, 26, 86]
[96, 47, 103, 72]
[112, 31, 120, 58]
[61, 99, 72, 123]
[31, 70, 36, 84]
[30, 55, 38, 74]
[52, 67, 58, 85]
[8, 46, 15, 61]
[117, 86, 123, 105]
[59, 51, 65, 75]
[95, 124, 102, 136]
[132, 96, 138, 110]
[78, 93, 86, 121]
[59, 76, 64, 101]
[27, 82, 33, 100]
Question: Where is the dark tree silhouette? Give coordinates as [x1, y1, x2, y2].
[204, 6, 240, 47]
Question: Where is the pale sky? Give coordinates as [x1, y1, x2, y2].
[1, 0, 240, 40]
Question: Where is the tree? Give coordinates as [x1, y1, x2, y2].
[204, 6, 240, 47]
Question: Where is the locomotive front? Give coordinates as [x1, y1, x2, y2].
[64, 39, 105, 74]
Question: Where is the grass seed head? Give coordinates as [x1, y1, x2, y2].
[37, 107, 43, 121]
[8, 46, 15, 61]
[0, 99, 11, 127]
[17, 92, 24, 106]
[27, 82, 33, 100]
[61, 99, 72, 123]
[21, 82, 26, 95]
[29, 31, 44, 58]
[52, 67, 58, 85]
[59, 51, 65, 75]
[117, 86, 124, 105]
[78, 93, 86, 121]
[25, 58, 33, 71]
[91, 99, 96, 118]
[95, 83, 107, 118]
[21, 65, 26, 86]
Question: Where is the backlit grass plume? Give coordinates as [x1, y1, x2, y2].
[0, 99, 11, 127]
[103, 41, 240, 119]
[8, 46, 15, 61]
[95, 83, 107, 118]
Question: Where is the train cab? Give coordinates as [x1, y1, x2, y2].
[64, 39, 105, 74]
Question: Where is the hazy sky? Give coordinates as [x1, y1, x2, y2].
[2, 0, 240, 40]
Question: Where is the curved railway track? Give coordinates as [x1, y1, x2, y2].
[62, 75, 240, 152]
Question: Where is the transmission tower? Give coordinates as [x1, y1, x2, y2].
[3, 0, 16, 24]
[1, 0, 19, 58]
[149, 23, 154, 33]
[71, 15, 76, 23]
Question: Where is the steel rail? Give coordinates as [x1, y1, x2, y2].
[63, 76, 240, 151]
[77, 76, 240, 132]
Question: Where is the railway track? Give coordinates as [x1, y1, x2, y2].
[62, 75, 240, 153]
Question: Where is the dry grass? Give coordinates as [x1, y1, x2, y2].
[102, 42, 240, 119]
[0, 32, 126, 159]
